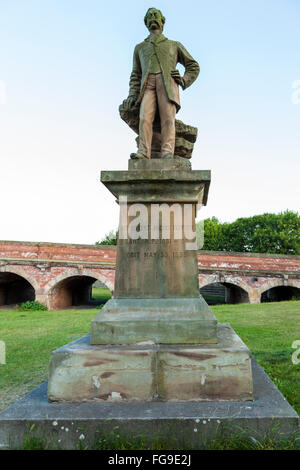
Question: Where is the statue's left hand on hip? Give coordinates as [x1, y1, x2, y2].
[171, 70, 185, 88]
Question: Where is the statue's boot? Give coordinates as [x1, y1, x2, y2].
[130, 152, 148, 160]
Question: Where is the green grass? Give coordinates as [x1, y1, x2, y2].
[79, 427, 300, 450]
[0, 287, 112, 411]
[0, 299, 299, 449]
[16, 426, 300, 450]
[0, 308, 97, 411]
[91, 287, 111, 301]
[212, 300, 300, 415]
[202, 295, 225, 304]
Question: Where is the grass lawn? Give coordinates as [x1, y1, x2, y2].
[0, 299, 299, 448]
[202, 295, 225, 305]
[212, 301, 300, 416]
[0, 308, 96, 412]
[91, 287, 111, 302]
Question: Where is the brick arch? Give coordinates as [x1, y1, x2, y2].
[258, 278, 300, 297]
[81, 268, 114, 292]
[0, 266, 40, 292]
[198, 274, 219, 289]
[199, 275, 251, 297]
[44, 268, 113, 295]
[288, 279, 300, 290]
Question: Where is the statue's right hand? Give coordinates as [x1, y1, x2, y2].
[123, 96, 137, 110]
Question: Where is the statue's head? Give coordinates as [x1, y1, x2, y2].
[144, 7, 165, 33]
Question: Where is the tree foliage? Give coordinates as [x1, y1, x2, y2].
[96, 230, 118, 246]
[96, 211, 300, 254]
[201, 211, 300, 254]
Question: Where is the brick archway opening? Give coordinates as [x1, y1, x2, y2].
[0, 272, 35, 307]
[49, 275, 111, 310]
[223, 282, 249, 304]
[200, 281, 249, 304]
[261, 286, 300, 303]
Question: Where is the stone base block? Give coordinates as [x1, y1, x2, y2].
[128, 156, 192, 171]
[0, 359, 298, 450]
[91, 297, 218, 345]
[48, 324, 253, 403]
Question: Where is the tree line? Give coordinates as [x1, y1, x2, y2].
[96, 210, 300, 255]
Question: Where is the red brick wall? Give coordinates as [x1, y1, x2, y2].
[198, 251, 300, 273]
[0, 241, 299, 308]
[0, 241, 116, 264]
[0, 241, 299, 272]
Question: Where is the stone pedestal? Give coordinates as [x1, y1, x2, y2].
[1, 357, 298, 450]
[102, 161, 210, 302]
[91, 158, 218, 346]
[91, 298, 217, 345]
[48, 324, 253, 403]
[1, 158, 298, 450]
[48, 157, 254, 402]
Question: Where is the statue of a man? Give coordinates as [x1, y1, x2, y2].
[124, 7, 200, 160]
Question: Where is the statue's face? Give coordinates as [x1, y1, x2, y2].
[145, 8, 164, 33]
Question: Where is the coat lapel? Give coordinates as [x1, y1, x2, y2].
[144, 33, 168, 44]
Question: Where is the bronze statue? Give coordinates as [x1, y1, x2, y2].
[121, 8, 200, 160]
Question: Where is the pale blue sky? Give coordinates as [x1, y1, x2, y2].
[0, 0, 299, 244]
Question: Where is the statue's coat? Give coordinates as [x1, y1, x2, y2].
[129, 34, 200, 112]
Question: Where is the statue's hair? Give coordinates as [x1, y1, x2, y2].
[144, 8, 166, 27]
